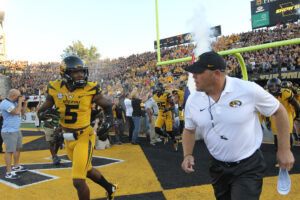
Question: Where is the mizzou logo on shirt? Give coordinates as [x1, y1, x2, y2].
[229, 100, 242, 108]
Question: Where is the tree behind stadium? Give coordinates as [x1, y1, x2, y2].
[61, 40, 101, 62]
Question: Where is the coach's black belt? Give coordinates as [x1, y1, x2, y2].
[211, 149, 258, 168]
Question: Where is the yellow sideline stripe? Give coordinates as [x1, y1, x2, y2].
[20, 128, 45, 131]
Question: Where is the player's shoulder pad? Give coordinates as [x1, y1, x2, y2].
[282, 88, 294, 100]
[47, 80, 62, 93]
[86, 81, 102, 95]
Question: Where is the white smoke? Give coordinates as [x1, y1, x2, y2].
[187, 3, 213, 94]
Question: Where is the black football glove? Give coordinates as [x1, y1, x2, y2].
[97, 115, 113, 140]
[38, 108, 60, 121]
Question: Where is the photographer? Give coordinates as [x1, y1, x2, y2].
[0, 89, 28, 179]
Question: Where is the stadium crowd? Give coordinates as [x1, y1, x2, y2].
[0, 22, 299, 149]
[0, 22, 298, 97]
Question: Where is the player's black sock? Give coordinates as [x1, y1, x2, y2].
[96, 176, 113, 194]
[180, 120, 184, 134]
[167, 131, 175, 140]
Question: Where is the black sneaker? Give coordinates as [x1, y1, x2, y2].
[5, 172, 20, 179]
[52, 155, 61, 165]
[12, 165, 28, 172]
[106, 184, 118, 200]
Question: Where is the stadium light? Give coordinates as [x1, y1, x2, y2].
[154, 0, 300, 81]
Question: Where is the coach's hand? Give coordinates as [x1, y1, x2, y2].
[277, 149, 294, 171]
[181, 155, 195, 173]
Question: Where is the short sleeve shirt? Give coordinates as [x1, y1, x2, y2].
[184, 76, 280, 162]
[145, 97, 159, 115]
[0, 99, 21, 132]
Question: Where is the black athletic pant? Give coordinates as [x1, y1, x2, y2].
[209, 149, 267, 200]
[126, 116, 134, 141]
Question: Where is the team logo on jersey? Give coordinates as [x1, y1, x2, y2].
[69, 94, 74, 99]
[229, 100, 242, 107]
[57, 93, 63, 99]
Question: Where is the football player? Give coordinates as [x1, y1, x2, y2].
[267, 78, 300, 151]
[282, 81, 300, 142]
[153, 83, 179, 151]
[177, 81, 186, 135]
[38, 56, 117, 200]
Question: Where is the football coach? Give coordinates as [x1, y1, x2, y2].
[181, 51, 294, 200]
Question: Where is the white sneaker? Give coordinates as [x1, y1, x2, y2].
[156, 138, 162, 142]
[277, 168, 291, 195]
[12, 165, 28, 172]
[5, 171, 20, 179]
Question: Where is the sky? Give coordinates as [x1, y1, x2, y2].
[0, 0, 253, 62]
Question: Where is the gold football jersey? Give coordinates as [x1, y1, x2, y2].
[47, 80, 101, 129]
[270, 88, 294, 134]
[153, 91, 171, 114]
[176, 89, 185, 107]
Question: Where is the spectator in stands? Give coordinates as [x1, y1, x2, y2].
[124, 91, 134, 142]
[0, 89, 28, 179]
[145, 89, 160, 146]
[112, 97, 126, 145]
[131, 89, 150, 144]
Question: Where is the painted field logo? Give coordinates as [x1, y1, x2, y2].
[0, 155, 123, 188]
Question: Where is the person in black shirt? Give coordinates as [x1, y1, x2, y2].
[131, 89, 150, 144]
[113, 98, 126, 145]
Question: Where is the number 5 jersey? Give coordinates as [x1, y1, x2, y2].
[47, 80, 101, 129]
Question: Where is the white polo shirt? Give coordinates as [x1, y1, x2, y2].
[185, 76, 280, 162]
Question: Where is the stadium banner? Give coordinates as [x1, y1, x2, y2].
[269, 0, 300, 26]
[154, 25, 221, 49]
[252, 11, 270, 28]
[249, 71, 300, 81]
[251, 2, 270, 28]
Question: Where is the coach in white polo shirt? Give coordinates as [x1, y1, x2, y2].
[181, 51, 294, 200]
